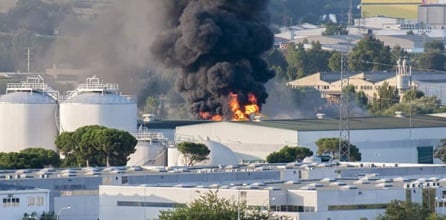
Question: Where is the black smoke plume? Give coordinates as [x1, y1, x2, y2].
[151, 0, 275, 120]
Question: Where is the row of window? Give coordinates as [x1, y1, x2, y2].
[28, 196, 44, 207]
[2, 197, 19, 207]
[317, 85, 378, 91]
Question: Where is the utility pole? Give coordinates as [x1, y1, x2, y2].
[348, 0, 353, 26]
[338, 50, 351, 162]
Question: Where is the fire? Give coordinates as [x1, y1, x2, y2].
[229, 92, 260, 121]
[198, 92, 261, 121]
[199, 112, 223, 121]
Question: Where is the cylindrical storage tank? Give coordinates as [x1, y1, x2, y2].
[127, 142, 165, 166]
[397, 75, 410, 90]
[167, 147, 180, 167]
[59, 76, 137, 133]
[0, 90, 58, 152]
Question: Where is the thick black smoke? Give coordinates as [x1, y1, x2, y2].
[151, 0, 275, 120]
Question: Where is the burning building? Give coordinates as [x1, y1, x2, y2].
[151, 0, 275, 120]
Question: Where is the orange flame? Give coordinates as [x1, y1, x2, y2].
[229, 92, 260, 121]
[199, 112, 223, 121]
[198, 92, 261, 121]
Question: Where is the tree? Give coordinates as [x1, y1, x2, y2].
[158, 191, 273, 220]
[177, 142, 210, 166]
[377, 200, 430, 220]
[0, 148, 60, 169]
[55, 125, 137, 167]
[390, 45, 409, 68]
[322, 23, 348, 36]
[96, 128, 138, 167]
[434, 139, 446, 163]
[19, 148, 61, 168]
[417, 52, 446, 71]
[315, 137, 361, 161]
[370, 81, 399, 115]
[349, 35, 392, 71]
[266, 146, 313, 163]
[328, 51, 344, 72]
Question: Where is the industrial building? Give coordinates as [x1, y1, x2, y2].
[96, 162, 446, 220]
[173, 115, 446, 164]
[0, 184, 50, 220]
[361, 0, 422, 19]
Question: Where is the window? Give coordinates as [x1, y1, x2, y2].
[28, 196, 44, 207]
[3, 197, 19, 207]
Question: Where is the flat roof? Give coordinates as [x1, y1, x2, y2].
[230, 115, 446, 131]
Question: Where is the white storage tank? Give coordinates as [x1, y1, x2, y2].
[0, 76, 59, 152]
[59, 76, 137, 133]
[127, 131, 168, 166]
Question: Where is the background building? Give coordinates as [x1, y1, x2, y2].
[361, 0, 422, 19]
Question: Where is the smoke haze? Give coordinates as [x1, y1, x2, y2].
[150, 0, 275, 120]
[45, 0, 170, 94]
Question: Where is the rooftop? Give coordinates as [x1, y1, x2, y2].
[231, 115, 446, 131]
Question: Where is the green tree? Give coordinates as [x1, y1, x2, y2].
[322, 23, 348, 36]
[390, 45, 409, 68]
[55, 125, 137, 167]
[370, 81, 399, 115]
[305, 41, 332, 74]
[4, 0, 73, 35]
[349, 35, 392, 71]
[403, 89, 425, 103]
[425, 40, 445, 53]
[20, 148, 61, 168]
[377, 200, 430, 220]
[434, 139, 446, 163]
[159, 191, 273, 220]
[417, 52, 446, 71]
[177, 142, 210, 166]
[0, 148, 60, 169]
[328, 51, 344, 72]
[315, 137, 361, 161]
[96, 128, 137, 167]
[266, 146, 313, 163]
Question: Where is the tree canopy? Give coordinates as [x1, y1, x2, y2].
[266, 146, 313, 163]
[55, 125, 137, 167]
[177, 142, 210, 166]
[377, 200, 430, 220]
[158, 190, 273, 220]
[315, 137, 361, 161]
[349, 35, 392, 71]
[0, 148, 60, 169]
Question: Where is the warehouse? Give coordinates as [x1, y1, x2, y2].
[175, 115, 446, 163]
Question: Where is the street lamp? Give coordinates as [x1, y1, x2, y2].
[57, 205, 71, 220]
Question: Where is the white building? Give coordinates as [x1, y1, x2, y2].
[0, 184, 50, 220]
[98, 172, 446, 220]
[175, 115, 446, 163]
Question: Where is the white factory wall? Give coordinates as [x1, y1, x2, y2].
[176, 122, 297, 161]
[54, 195, 98, 220]
[0, 103, 57, 152]
[176, 121, 446, 163]
[59, 103, 137, 133]
[0, 189, 50, 220]
[298, 127, 446, 163]
[99, 186, 273, 220]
